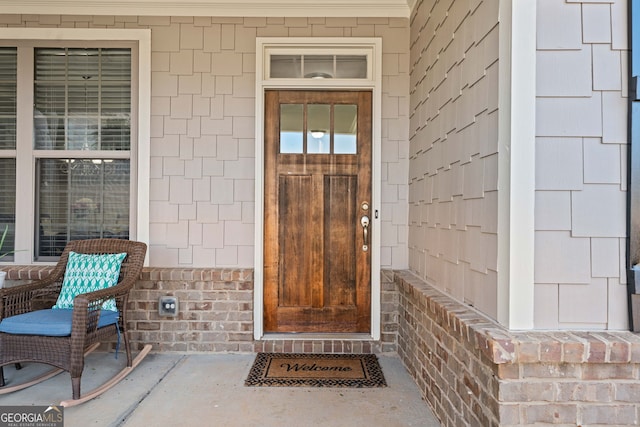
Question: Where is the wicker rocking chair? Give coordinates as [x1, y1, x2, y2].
[0, 239, 148, 404]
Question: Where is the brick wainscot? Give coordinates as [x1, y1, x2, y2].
[2, 267, 398, 354]
[4, 266, 640, 426]
[395, 271, 640, 426]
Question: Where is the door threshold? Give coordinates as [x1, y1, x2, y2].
[261, 333, 374, 341]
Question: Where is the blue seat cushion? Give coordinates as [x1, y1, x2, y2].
[0, 309, 119, 337]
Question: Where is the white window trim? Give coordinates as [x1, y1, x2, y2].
[254, 37, 382, 340]
[0, 28, 151, 265]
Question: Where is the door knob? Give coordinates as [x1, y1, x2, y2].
[361, 215, 370, 252]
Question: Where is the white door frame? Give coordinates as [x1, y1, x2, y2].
[253, 37, 382, 340]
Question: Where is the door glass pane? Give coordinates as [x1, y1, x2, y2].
[280, 104, 303, 153]
[270, 55, 302, 78]
[307, 104, 330, 154]
[334, 105, 357, 154]
[0, 158, 16, 261]
[335, 55, 367, 79]
[36, 158, 130, 259]
[0, 48, 16, 150]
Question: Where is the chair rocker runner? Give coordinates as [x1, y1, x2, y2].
[0, 239, 150, 406]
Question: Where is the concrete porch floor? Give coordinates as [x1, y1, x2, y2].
[1, 351, 441, 427]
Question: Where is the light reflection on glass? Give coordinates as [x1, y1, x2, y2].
[307, 104, 330, 154]
[307, 130, 330, 154]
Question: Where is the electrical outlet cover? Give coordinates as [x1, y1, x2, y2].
[159, 296, 178, 317]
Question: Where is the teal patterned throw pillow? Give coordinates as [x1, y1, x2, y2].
[53, 251, 127, 312]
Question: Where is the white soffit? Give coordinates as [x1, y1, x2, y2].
[0, 0, 412, 18]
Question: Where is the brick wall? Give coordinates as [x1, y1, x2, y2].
[395, 270, 640, 427]
[130, 268, 255, 352]
[3, 266, 399, 354]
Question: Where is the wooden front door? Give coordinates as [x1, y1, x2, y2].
[264, 90, 372, 333]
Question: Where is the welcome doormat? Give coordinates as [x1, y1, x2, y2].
[245, 353, 387, 388]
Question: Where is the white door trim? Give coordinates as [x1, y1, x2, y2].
[253, 37, 382, 340]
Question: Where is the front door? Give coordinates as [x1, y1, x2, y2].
[264, 90, 372, 333]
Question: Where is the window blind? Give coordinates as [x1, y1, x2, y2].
[34, 48, 131, 151]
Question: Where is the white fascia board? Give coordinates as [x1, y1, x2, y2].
[0, 0, 410, 18]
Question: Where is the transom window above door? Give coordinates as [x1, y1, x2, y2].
[270, 54, 367, 79]
[259, 38, 378, 85]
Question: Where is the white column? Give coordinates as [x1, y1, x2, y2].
[497, 0, 537, 329]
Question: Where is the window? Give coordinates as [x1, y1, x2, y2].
[34, 47, 132, 259]
[270, 54, 368, 79]
[0, 31, 149, 263]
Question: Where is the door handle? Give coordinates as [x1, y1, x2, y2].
[361, 215, 370, 252]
